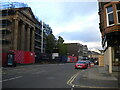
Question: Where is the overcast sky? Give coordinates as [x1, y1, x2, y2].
[1, 0, 103, 50]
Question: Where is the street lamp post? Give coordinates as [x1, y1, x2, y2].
[41, 20, 43, 53]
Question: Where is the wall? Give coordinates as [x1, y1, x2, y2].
[104, 47, 113, 73]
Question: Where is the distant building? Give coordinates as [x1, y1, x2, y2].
[88, 50, 100, 59]
[98, 1, 120, 73]
[65, 43, 88, 59]
[82, 45, 88, 57]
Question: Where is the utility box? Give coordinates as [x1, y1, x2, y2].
[98, 55, 104, 66]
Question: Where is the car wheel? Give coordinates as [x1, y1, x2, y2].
[75, 67, 77, 69]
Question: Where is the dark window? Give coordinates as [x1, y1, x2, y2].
[106, 5, 114, 25]
[108, 13, 114, 25]
[116, 4, 120, 10]
[107, 5, 113, 13]
[116, 4, 120, 23]
[118, 12, 120, 23]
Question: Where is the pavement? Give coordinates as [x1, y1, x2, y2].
[72, 65, 120, 89]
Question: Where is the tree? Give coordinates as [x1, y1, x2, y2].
[46, 34, 56, 54]
[58, 43, 67, 56]
[58, 36, 64, 44]
[57, 36, 67, 56]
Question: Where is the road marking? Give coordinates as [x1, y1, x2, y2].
[0, 76, 23, 82]
[67, 71, 81, 86]
[67, 70, 120, 89]
[74, 84, 120, 89]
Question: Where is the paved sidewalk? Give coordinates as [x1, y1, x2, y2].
[73, 65, 120, 89]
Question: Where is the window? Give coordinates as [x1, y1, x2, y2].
[116, 4, 120, 24]
[106, 5, 114, 26]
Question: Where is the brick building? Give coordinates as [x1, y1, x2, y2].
[98, 1, 120, 73]
[65, 43, 88, 59]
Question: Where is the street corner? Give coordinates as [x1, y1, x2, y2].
[68, 66, 120, 89]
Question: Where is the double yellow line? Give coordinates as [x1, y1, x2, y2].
[67, 71, 81, 86]
[67, 71, 120, 89]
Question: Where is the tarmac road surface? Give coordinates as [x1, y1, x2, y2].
[1, 63, 119, 90]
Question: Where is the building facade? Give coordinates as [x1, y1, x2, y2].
[0, 2, 53, 64]
[65, 43, 88, 59]
[82, 45, 88, 57]
[1, 7, 36, 52]
[98, 1, 120, 73]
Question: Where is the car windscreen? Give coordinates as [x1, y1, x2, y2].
[77, 62, 86, 64]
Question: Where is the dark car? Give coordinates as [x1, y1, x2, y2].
[90, 61, 94, 67]
[94, 60, 99, 65]
[89, 59, 98, 65]
[85, 60, 91, 67]
[75, 61, 88, 69]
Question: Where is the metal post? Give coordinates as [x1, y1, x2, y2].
[41, 20, 43, 53]
[71, 85, 75, 90]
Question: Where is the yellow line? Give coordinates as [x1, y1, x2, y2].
[69, 72, 79, 85]
[67, 73, 76, 85]
[67, 74, 75, 85]
[67, 71, 120, 89]
[74, 84, 120, 89]
[67, 71, 81, 86]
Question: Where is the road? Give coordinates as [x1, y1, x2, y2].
[2, 63, 119, 90]
[2, 63, 84, 88]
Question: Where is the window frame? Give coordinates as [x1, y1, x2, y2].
[106, 5, 115, 26]
[116, 4, 120, 24]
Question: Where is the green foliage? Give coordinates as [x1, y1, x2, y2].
[58, 43, 67, 56]
[58, 36, 64, 44]
[46, 34, 56, 54]
[46, 35, 67, 55]
[56, 36, 67, 55]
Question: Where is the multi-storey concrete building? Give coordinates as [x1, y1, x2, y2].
[98, 1, 120, 73]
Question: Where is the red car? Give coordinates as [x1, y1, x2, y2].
[75, 61, 88, 69]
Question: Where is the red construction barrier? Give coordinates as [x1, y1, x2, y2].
[2, 53, 8, 66]
[67, 56, 78, 63]
[9, 50, 35, 64]
[24, 51, 35, 64]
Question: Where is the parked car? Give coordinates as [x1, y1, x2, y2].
[90, 61, 94, 67]
[89, 59, 95, 63]
[84, 60, 91, 67]
[75, 61, 88, 69]
[94, 60, 99, 65]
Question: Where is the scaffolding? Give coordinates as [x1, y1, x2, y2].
[0, 2, 28, 10]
